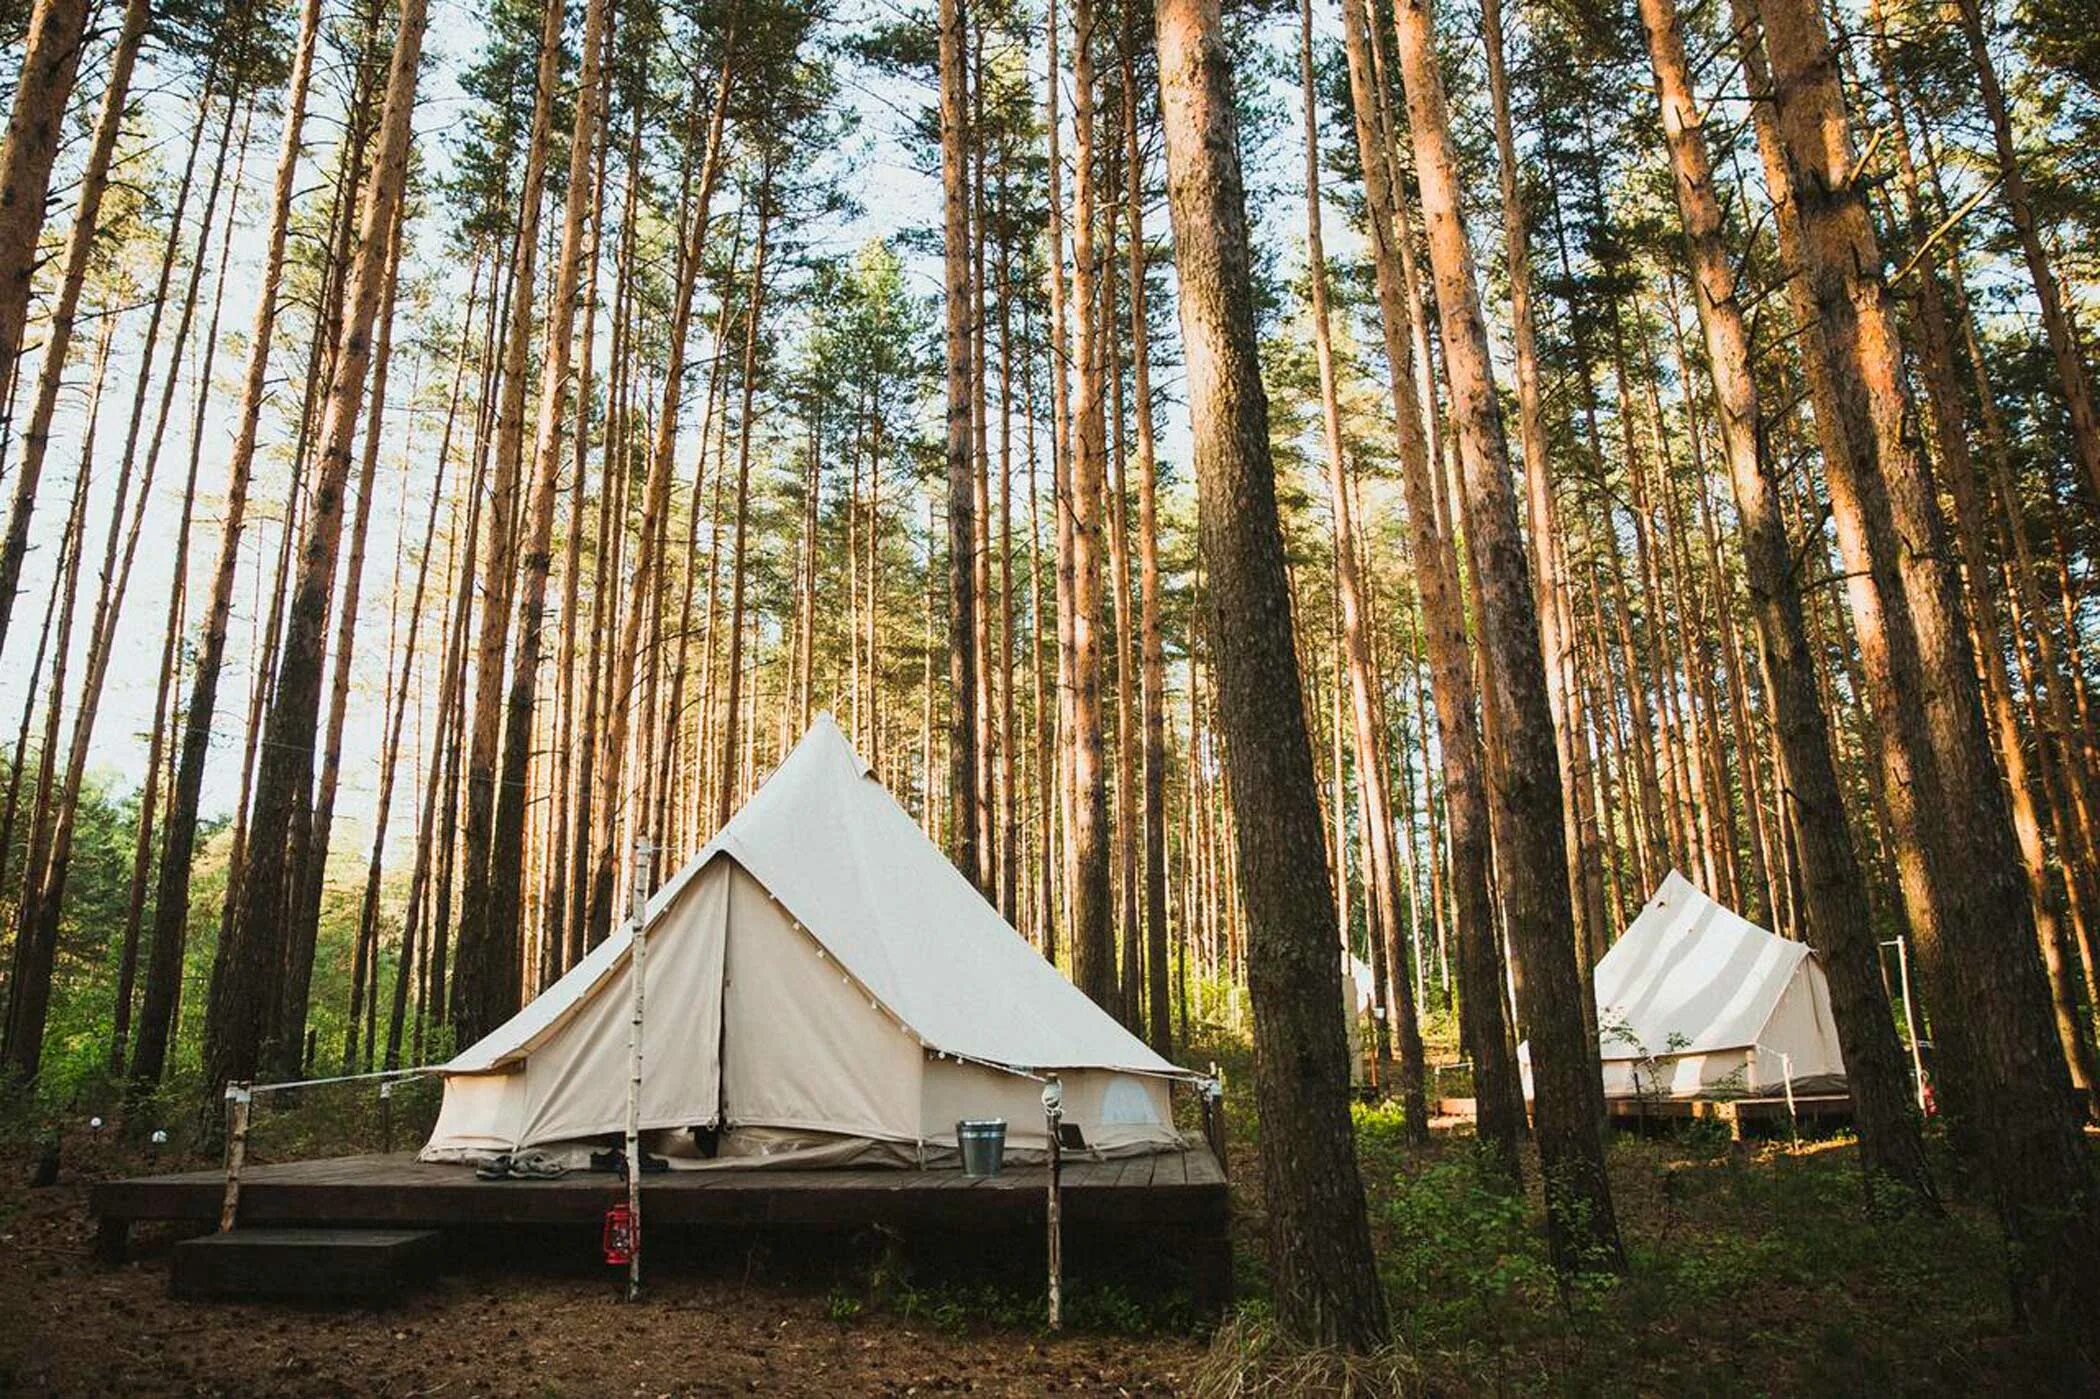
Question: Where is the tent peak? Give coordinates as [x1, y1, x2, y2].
[794, 710, 875, 779]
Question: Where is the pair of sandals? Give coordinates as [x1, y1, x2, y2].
[588, 1147, 670, 1179]
[475, 1149, 568, 1180]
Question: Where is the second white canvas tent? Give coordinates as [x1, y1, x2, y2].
[422, 714, 1196, 1169]
[1524, 871, 1847, 1100]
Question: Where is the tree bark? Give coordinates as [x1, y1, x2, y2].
[131, 0, 328, 1094]
[940, 0, 981, 885]
[1636, 0, 1935, 1202]
[0, 0, 149, 676]
[586, 34, 737, 944]
[1751, 0, 2100, 1355]
[719, 182, 775, 824]
[0, 0, 91, 591]
[1155, 0, 1388, 1347]
[1299, 0, 1426, 1139]
[1338, 0, 1524, 1177]
[1067, 0, 1113, 1010]
[453, 0, 571, 1043]
[1388, 0, 1623, 1272]
[201, 0, 428, 1111]
[488, 0, 610, 1003]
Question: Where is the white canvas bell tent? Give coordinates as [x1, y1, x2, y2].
[1522, 871, 1847, 1101]
[422, 713, 1196, 1169]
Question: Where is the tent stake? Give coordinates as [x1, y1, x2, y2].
[1043, 1078, 1063, 1332]
[626, 837, 656, 1303]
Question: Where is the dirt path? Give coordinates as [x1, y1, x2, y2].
[0, 1142, 1201, 1397]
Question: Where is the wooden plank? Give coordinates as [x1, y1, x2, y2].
[170, 1228, 443, 1301]
[93, 1146, 1234, 1240]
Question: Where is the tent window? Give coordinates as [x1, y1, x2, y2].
[1099, 1075, 1158, 1125]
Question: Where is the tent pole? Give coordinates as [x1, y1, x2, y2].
[1896, 936, 1924, 1111]
[627, 837, 656, 1303]
[1882, 935, 1926, 1110]
[1044, 1077, 1063, 1331]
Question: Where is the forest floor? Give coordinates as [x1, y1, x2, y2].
[0, 1069, 2081, 1396]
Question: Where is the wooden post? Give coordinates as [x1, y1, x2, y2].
[1199, 1069, 1226, 1179]
[626, 837, 655, 1303]
[379, 1079, 394, 1154]
[218, 1082, 252, 1233]
[1044, 1077, 1063, 1331]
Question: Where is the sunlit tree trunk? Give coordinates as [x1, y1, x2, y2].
[1299, 0, 1425, 1138]
[1388, 0, 1623, 1272]
[1477, 0, 1604, 967]
[1637, 0, 1935, 1202]
[0, 0, 92, 581]
[453, 0, 570, 1043]
[489, 0, 610, 997]
[1750, 0, 2100, 1351]
[203, 0, 429, 1113]
[1339, 0, 1524, 1178]
[5, 85, 241, 1080]
[587, 39, 736, 943]
[1123, 35, 1170, 1055]
[0, 0, 150, 677]
[719, 181, 776, 824]
[1067, 0, 1113, 1010]
[132, 0, 327, 1093]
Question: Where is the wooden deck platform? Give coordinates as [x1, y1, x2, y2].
[91, 1142, 1233, 1305]
[1437, 1093, 1855, 1140]
[1604, 1092, 1854, 1138]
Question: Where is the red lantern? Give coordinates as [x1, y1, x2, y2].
[602, 1203, 635, 1265]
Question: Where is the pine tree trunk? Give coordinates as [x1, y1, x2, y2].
[349, 269, 478, 1069]
[0, 0, 91, 574]
[4, 86, 239, 1081]
[393, 324, 494, 1066]
[1478, 0, 1604, 965]
[1338, 0, 1524, 1177]
[1104, 99, 1140, 1027]
[719, 185, 775, 824]
[1388, 0, 1623, 1271]
[1067, 0, 1113, 1010]
[1751, 0, 2100, 1353]
[1124, 41, 1170, 1056]
[0, 319, 104, 951]
[0, 0, 149, 673]
[111, 94, 253, 1078]
[453, 0, 572, 1043]
[1299, 0, 1426, 1139]
[276, 201, 405, 1077]
[1154, 0, 1388, 1345]
[587, 37, 737, 943]
[940, 0, 982, 885]
[487, 0, 610, 1001]
[131, 0, 327, 1094]
[1637, 0, 1935, 1202]
[1943, 0, 2100, 508]
[202, 0, 428, 1113]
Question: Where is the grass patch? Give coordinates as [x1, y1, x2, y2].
[1194, 1025, 2066, 1394]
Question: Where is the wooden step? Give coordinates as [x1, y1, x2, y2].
[170, 1228, 444, 1302]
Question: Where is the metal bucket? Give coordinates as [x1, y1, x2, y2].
[957, 1118, 1007, 1178]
